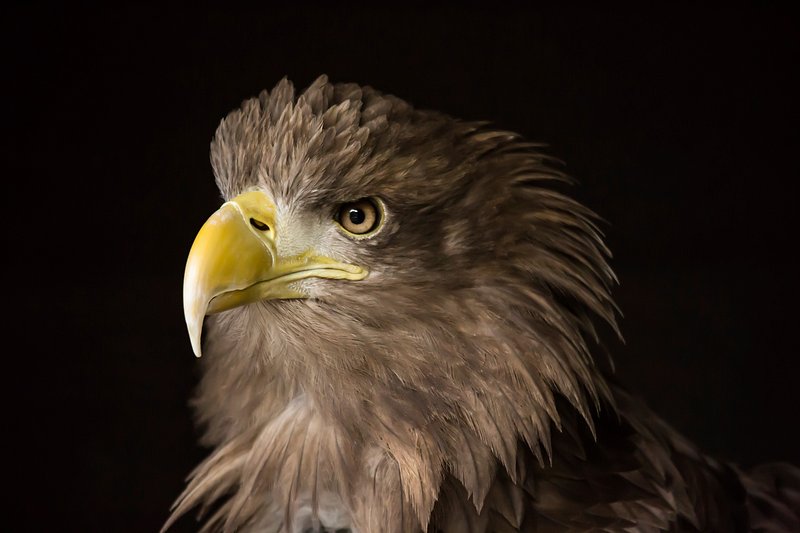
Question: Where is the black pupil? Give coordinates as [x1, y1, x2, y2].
[348, 208, 366, 225]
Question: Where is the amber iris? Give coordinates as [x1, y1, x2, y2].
[337, 198, 380, 235]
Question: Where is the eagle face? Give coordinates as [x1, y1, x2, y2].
[174, 76, 620, 532]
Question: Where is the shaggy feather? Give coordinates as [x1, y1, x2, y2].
[166, 76, 799, 532]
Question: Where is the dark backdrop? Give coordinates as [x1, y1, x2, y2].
[7, 5, 799, 532]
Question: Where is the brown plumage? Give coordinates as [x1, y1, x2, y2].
[165, 76, 800, 532]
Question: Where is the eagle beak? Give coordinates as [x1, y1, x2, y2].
[183, 190, 367, 357]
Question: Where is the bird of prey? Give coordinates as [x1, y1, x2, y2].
[166, 76, 799, 532]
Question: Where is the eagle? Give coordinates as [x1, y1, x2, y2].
[165, 76, 799, 532]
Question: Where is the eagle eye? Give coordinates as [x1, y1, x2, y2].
[336, 198, 382, 237]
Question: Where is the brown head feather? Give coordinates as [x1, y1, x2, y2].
[167, 75, 619, 532]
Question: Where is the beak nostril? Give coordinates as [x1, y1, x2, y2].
[250, 218, 270, 231]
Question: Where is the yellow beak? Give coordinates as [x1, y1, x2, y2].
[183, 190, 367, 357]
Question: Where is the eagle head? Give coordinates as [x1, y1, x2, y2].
[174, 75, 618, 531]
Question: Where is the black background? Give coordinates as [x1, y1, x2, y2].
[7, 5, 799, 532]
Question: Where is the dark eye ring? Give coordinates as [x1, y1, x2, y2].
[336, 198, 382, 236]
